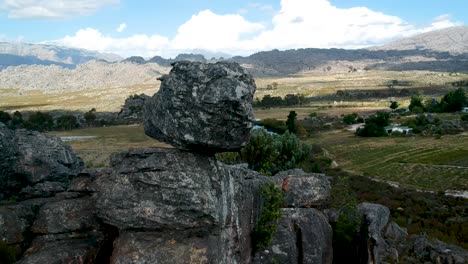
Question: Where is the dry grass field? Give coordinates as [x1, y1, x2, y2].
[49, 125, 171, 167]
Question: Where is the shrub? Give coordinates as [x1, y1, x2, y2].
[411, 106, 424, 114]
[241, 129, 310, 175]
[286, 111, 297, 133]
[55, 114, 79, 130]
[409, 94, 424, 112]
[461, 115, 468, 122]
[253, 182, 283, 250]
[25, 111, 54, 132]
[440, 88, 467, 112]
[356, 112, 390, 137]
[342, 113, 358, 124]
[0, 111, 11, 124]
[389, 101, 399, 110]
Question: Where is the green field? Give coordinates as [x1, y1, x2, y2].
[309, 130, 468, 192]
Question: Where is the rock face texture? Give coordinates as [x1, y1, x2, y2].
[144, 61, 256, 153]
[0, 126, 83, 200]
[117, 94, 150, 121]
[96, 148, 268, 263]
[253, 208, 333, 264]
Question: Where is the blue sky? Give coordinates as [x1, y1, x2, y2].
[0, 0, 466, 58]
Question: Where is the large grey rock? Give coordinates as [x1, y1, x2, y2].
[358, 202, 390, 264]
[31, 196, 98, 234]
[253, 208, 333, 264]
[17, 234, 104, 264]
[400, 234, 468, 264]
[273, 169, 331, 208]
[111, 231, 222, 264]
[117, 93, 150, 121]
[144, 61, 256, 153]
[0, 127, 83, 200]
[0, 203, 36, 245]
[96, 147, 268, 263]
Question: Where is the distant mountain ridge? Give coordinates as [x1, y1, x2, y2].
[368, 26, 468, 54]
[0, 42, 122, 67]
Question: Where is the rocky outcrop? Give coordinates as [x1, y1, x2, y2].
[253, 208, 333, 264]
[144, 61, 256, 153]
[273, 169, 331, 208]
[96, 148, 268, 263]
[0, 126, 83, 201]
[358, 202, 390, 264]
[117, 94, 150, 121]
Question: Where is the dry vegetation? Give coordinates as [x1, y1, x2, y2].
[0, 84, 159, 112]
[49, 125, 170, 167]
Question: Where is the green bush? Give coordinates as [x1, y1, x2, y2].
[241, 129, 310, 175]
[253, 182, 283, 250]
[409, 94, 425, 112]
[342, 113, 358, 124]
[55, 114, 79, 130]
[411, 106, 424, 114]
[389, 101, 399, 110]
[25, 111, 54, 132]
[355, 112, 390, 137]
[461, 115, 468, 122]
[0, 242, 16, 264]
[0, 111, 11, 124]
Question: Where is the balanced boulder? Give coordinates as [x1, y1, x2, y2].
[144, 61, 256, 153]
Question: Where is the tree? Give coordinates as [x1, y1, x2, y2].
[56, 114, 79, 130]
[356, 112, 390, 137]
[240, 129, 310, 175]
[409, 94, 424, 112]
[343, 113, 358, 124]
[389, 101, 399, 110]
[25, 111, 54, 132]
[0, 111, 11, 124]
[84, 108, 97, 126]
[440, 88, 466, 112]
[286, 111, 297, 134]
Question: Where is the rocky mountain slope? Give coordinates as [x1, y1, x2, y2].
[368, 26, 468, 54]
[0, 42, 122, 67]
[0, 60, 169, 92]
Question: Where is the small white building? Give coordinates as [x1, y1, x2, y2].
[462, 107, 468, 113]
[384, 125, 413, 135]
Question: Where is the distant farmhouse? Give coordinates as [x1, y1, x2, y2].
[384, 125, 413, 135]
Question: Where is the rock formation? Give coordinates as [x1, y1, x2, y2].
[144, 61, 256, 153]
[0, 126, 83, 200]
[2, 61, 467, 264]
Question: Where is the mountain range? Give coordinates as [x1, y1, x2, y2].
[0, 26, 467, 91]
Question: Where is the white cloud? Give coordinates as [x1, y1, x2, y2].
[48, 0, 460, 57]
[171, 10, 264, 54]
[48, 28, 170, 57]
[1, 0, 118, 19]
[419, 14, 461, 33]
[116, 23, 126, 33]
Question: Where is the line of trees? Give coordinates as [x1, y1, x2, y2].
[409, 88, 467, 113]
[0, 108, 112, 132]
[254, 94, 306, 107]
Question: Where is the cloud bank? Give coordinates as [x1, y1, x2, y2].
[48, 0, 461, 58]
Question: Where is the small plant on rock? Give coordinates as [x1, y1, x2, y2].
[253, 182, 284, 250]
